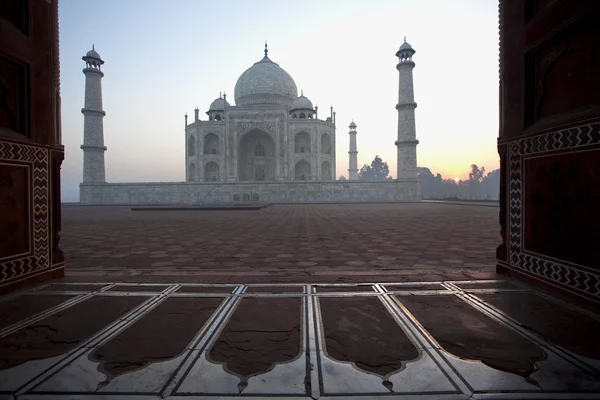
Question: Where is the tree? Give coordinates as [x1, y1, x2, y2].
[338, 175, 347, 181]
[358, 156, 390, 180]
[469, 164, 486, 182]
[416, 165, 498, 200]
[481, 168, 500, 200]
[468, 164, 486, 199]
[417, 167, 436, 198]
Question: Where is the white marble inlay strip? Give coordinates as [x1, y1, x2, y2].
[15, 285, 180, 395]
[162, 285, 244, 397]
[387, 291, 459, 296]
[376, 287, 470, 396]
[383, 293, 473, 396]
[530, 291, 600, 322]
[31, 287, 241, 394]
[448, 280, 513, 284]
[172, 288, 309, 396]
[17, 395, 164, 400]
[16, 392, 600, 400]
[460, 288, 531, 293]
[468, 392, 600, 399]
[0, 281, 59, 303]
[454, 289, 600, 377]
[169, 293, 236, 297]
[24, 283, 116, 296]
[307, 288, 321, 399]
[311, 285, 458, 396]
[243, 284, 307, 287]
[0, 294, 94, 339]
[312, 292, 381, 297]
[380, 281, 446, 286]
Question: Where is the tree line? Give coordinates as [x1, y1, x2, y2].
[417, 165, 499, 200]
[341, 156, 499, 201]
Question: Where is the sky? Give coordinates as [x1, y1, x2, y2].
[58, 0, 500, 202]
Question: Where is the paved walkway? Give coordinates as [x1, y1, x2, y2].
[1, 203, 599, 398]
[60, 203, 499, 282]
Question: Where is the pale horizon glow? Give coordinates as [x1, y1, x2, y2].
[59, 0, 500, 202]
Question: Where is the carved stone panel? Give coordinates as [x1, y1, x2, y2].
[525, 10, 600, 127]
[0, 52, 30, 138]
[0, 141, 50, 288]
[0, 0, 30, 35]
[524, 148, 600, 268]
[524, 0, 560, 23]
[237, 121, 276, 137]
[0, 164, 29, 258]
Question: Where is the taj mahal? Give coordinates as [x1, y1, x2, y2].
[79, 41, 421, 205]
[185, 43, 336, 183]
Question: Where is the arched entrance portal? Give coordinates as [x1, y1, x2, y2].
[321, 161, 331, 180]
[295, 160, 311, 180]
[238, 129, 276, 181]
[204, 161, 219, 181]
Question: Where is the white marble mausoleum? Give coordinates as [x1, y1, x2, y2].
[79, 42, 421, 205]
[185, 43, 336, 183]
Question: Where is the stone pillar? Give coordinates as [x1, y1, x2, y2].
[80, 46, 107, 183]
[395, 38, 419, 180]
[348, 121, 358, 180]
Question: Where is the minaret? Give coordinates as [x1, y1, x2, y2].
[348, 121, 358, 180]
[80, 45, 107, 183]
[394, 37, 419, 180]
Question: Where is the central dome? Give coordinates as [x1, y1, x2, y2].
[234, 48, 298, 107]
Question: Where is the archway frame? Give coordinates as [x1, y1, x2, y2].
[236, 128, 278, 182]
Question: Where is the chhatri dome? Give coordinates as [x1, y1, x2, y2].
[208, 93, 230, 111]
[234, 42, 298, 106]
[83, 45, 103, 62]
[290, 90, 314, 111]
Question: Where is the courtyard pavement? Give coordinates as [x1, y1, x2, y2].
[1, 203, 599, 399]
[60, 203, 499, 283]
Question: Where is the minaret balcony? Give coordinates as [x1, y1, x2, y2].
[81, 108, 106, 116]
[395, 139, 419, 147]
[80, 144, 107, 151]
[395, 102, 417, 110]
[82, 67, 104, 76]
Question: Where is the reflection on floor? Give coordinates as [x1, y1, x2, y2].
[0, 280, 599, 399]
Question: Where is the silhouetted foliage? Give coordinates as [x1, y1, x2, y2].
[338, 175, 347, 181]
[418, 165, 499, 200]
[358, 156, 390, 180]
[468, 164, 486, 199]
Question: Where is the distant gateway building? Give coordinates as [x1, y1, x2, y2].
[79, 42, 420, 204]
[185, 43, 336, 183]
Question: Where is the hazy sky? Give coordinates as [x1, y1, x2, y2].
[59, 0, 499, 202]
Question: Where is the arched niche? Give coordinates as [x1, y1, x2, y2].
[188, 163, 196, 182]
[238, 129, 275, 181]
[204, 133, 219, 155]
[295, 159, 311, 180]
[321, 161, 332, 180]
[321, 133, 332, 154]
[295, 131, 311, 154]
[204, 161, 219, 181]
[188, 136, 196, 157]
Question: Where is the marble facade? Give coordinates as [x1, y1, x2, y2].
[79, 180, 420, 205]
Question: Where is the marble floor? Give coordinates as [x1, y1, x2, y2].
[2, 203, 598, 398]
[1, 280, 599, 399]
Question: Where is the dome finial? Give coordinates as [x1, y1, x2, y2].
[219, 91, 222, 98]
[264, 40, 268, 57]
[301, 89, 303, 96]
[403, 36, 406, 43]
[92, 44, 95, 50]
